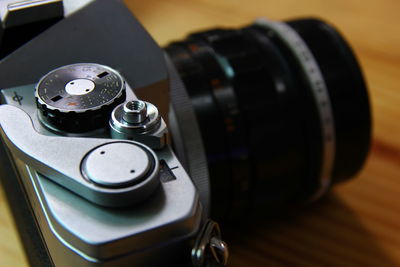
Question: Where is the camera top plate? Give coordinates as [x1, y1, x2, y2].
[0, 84, 203, 260]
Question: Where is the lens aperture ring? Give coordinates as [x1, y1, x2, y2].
[169, 37, 254, 218]
[166, 43, 232, 219]
[189, 40, 254, 218]
[190, 30, 271, 216]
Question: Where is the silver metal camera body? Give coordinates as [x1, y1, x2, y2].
[0, 68, 204, 266]
[0, 1, 227, 264]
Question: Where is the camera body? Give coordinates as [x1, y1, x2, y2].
[0, 0, 218, 266]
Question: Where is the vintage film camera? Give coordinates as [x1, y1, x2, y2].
[0, 0, 371, 266]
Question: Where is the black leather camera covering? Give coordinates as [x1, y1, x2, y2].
[0, 0, 168, 91]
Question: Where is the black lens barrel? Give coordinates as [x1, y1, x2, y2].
[165, 18, 371, 220]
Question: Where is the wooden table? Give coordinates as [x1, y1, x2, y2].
[1, 0, 399, 266]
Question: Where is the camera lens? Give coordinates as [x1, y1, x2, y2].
[165, 18, 371, 220]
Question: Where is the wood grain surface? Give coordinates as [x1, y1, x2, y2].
[1, 0, 400, 266]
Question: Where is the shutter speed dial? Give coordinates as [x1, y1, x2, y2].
[35, 63, 126, 133]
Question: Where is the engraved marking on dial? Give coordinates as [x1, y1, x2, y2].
[12, 92, 23, 105]
[65, 79, 95, 96]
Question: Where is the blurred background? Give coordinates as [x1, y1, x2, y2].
[1, 0, 399, 266]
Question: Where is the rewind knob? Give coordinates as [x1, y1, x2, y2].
[35, 63, 126, 133]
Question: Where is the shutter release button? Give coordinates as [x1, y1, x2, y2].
[81, 142, 152, 188]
